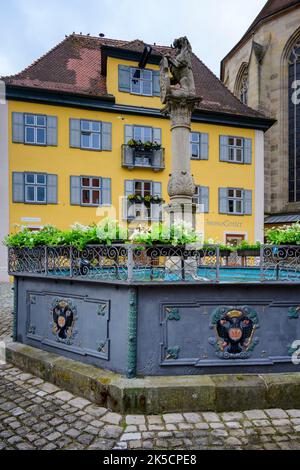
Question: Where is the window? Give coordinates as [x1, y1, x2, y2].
[25, 173, 47, 203]
[130, 68, 153, 96]
[220, 136, 251, 164]
[239, 71, 248, 105]
[228, 137, 244, 163]
[227, 189, 243, 214]
[124, 180, 162, 220]
[288, 41, 300, 202]
[133, 126, 153, 143]
[191, 133, 201, 159]
[80, 120, 101, 150]
[81, 177, 102, 206]
[193, 186, 209, 213]
[25, 114, 46, 145]
[190, 132, 209, 160]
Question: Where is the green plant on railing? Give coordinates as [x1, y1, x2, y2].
[127, 139, 161, 151]
[129, 221, 201, 246]
[237, 241, 261, 251]
[127, 194, 164, 206]
[266, 223, 300, 245]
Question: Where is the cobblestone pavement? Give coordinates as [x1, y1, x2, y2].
[1, 283, 300, 450]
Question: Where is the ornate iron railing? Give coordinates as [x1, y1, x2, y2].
[7, 244, 300, 284]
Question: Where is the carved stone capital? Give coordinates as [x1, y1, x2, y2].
[168, 170, 195, 198]
[161, 95, 202, 128]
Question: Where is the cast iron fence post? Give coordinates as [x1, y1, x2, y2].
[260, 245, 264, 282]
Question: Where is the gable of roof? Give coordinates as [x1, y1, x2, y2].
[221, 0, 300, 79]
[3, 34, 270, 121]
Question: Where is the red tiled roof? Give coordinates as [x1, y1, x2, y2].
[3, 34, 267, 120]
[221, 0, 300, 77]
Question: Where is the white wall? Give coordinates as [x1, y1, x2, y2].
[255, 130, 265, 243]
[0, 100, 9, 282]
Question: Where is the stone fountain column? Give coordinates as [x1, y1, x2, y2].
[163, 96, 201, 226]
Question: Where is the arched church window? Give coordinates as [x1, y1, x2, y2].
[239, 70, 249, 105]
[288, 42, 300, 203]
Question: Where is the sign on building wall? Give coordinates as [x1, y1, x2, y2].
[289, 43, 300, 203]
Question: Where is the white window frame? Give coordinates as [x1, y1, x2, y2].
[80, 176, 102, 206]
[133, 126, 153, 143]
[227, 188, 243, 215]
[24, 114, 47, 145]
[24, 173, 47, 204]
[228, 137, 244, 163]
[190, 132, 201, 159]
[127, 180, 153, 220]
[130, 68, 153, 96]
[80, 120, 102, 150]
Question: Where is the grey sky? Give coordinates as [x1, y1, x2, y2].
[1, 0, 266, 78]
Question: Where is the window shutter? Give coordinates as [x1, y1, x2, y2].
[124, 125, 134, 144]
[118, 65, 131, 93]
[153, 128, 162, 145]
[152, 181, 162, 197]
[152, 182, 162, 221]
[102, 178, 111, 206]
[12, 112, 24, 143]
[152, 71, 160, 96]
[123, 180, 135, 219]
[47, 174, 58, 204]
[219, 188, 228, 214]
[70, 119, 81, 148]
[200, 133, 209, 160]
[244, 190, 252, 215]
[244, 138, 252, 164]
[46, 116, 58, 146]
[12, 172, 24, 203]
[70, 176, 81, 205]
[200, 186, 209, 213]
[101, 122, 112, 151]
[220, 136, 229, 162]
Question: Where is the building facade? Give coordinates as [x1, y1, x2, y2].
[0, 35, 273, 280]
[221, 0, 300, 227]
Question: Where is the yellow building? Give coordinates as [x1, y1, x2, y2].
[0, 35, 274, 280]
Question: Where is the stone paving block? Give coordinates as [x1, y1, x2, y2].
[202, 412, 221, 422]
[265, 409, 288, 419]
[163, 413, 184, 424]
[38, 383, 60, 394]
[85, 404, 107, 418]
[244, 410, 267, 420]
[120, 432, 142, 442]
[126, 415, 146, 425]
[287, 410, 300, 418]
[54, 391, 74, 402]
[102, 412, 122, 425]
[272, 419, 291, 427]
[183, 413, 202, 423]
[68, 397, 91, 409]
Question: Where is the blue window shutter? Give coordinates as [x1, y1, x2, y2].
[70, 119, 81, 148]
[219, 188, 228, 214]
[47, 116, 58, 146]
[47, 174, 58, 204]
[12, 172, 24, 203]
[200, 133, 209, 160]
[124, 180, 135, 219]
[70, 176, 81, 205]
[153, 128, 162, 145]
[102, 178, 111, 205]
[244, 190, 252, 215]
[152, 71, 160, 96]
[102, 122, 112, 151]
[124, 125, 134, 144]
[12, 113, 24, 143]
[200, 186, 209, 213]
[244, 138, 252, 164]
[220, 136, 229, 162]
[118, 65, 131, 93]
[152, 181, 162, 197]
[152, 182, 162, 221]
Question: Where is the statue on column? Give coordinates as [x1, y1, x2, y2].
[160, 36, 196, 103]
